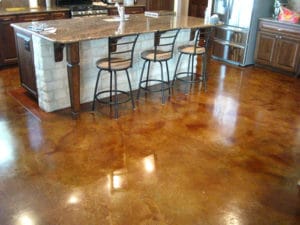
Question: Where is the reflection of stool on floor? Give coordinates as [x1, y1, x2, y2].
[173, 27, 212, 94]
[137, 29, 180, 104]
[92, 34, 139, 119]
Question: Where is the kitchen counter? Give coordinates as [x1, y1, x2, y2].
[11, 14, 211, 43]
[0, 7, 69, 16]
[11, 14, 212, 118]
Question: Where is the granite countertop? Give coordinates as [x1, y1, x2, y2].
[11, 14, 211, 44]
[0, 7, 69, 16]
[260, 17, 300, 28]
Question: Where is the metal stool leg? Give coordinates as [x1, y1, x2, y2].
[191, 54, 195, 82]
[184, 55, 192, 94]
[165, 61, 171, 95]
[125, 70, 135, 110]
[109, 70, 113, 102]
[202, 54, 207, 92]
[145, 60, 151, 90]
[114, 71, 118, 119]
[137, 60, 147, 100]
[172, 53, 183, 86]
[159, 61, 165, 104]
[92, 69, 102, 110]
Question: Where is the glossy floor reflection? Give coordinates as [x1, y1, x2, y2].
[0, 61, 300, 225]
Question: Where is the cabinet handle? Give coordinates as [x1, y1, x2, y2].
[17, 33, 31, 52]
[0, 18, 12, 21]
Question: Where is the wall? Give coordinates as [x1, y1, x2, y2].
[288, 0, 300, 11]
[0, 0, 47, 8]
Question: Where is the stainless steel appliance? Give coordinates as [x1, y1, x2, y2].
[209, 0, 274, 66]
[56, 0, 108, 17]
[105, 0, 123, 4]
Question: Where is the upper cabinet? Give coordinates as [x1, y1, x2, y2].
[0, 15, 18, 66]
[188, 0, 207, 17]
[146, 0, 174, 11]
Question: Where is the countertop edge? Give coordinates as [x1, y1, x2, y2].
[0, 7, 70, 16]
[11, 15, 212, 44]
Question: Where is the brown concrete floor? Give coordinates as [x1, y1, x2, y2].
[0, 61, 300, 225]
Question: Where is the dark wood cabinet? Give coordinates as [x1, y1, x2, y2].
[188, 0, 207, 17]
[51, 11, 71, 19]
[255, 19, 300, 76]
[146, 0, 174, 11]
[108, 5, 145, 15]
[15, 30, 37, 99]
[0, 10, 70, 67]
[0, 16, 18, 66]
[18, 13, 51, 22]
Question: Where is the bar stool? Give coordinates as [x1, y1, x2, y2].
[172, 27, 212, 94]
[92, 33, 139, 119]
[136, 28, 180, 104]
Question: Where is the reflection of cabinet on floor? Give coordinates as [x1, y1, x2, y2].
[255, 19, 300, 76]
[0, 10, 70, 67]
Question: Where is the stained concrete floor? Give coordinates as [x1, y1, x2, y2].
[0, 61, 300, 225]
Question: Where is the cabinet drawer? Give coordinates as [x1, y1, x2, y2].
[18, 13, 51, 22]
[259, 20, 300, 37]
[51, 11, 70, 20]
[125, 7, 145, 14]
[212, 39, 245, 64]
[0, 15, 17, 22]
[109, 6, 145, 15]
[214, 26, 248, 46]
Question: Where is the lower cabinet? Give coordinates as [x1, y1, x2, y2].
[0, 16, 18, 66]
[255, 19, 300, 76]
[0, 10, 70, 67]
[107, 6, 145, 15]
[15, 30, 37, 99]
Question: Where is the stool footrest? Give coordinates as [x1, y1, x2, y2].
[95, 90, 131, 105]
[174, 72, 204, 84]
[139, 79, 171, 92]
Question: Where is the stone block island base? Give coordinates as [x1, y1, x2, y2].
[12, 14, 212, 118]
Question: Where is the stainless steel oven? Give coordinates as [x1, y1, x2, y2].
[56, 0, 108, 17]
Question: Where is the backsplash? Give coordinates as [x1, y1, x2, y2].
[0, 0, 48, 8]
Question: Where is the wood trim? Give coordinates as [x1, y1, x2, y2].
[66, 42, 80, 119]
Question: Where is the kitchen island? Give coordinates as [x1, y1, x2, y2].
[11, 14, 212, 118]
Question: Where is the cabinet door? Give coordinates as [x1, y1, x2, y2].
[189, 0, 207, 17]
[125, 6, 145, 14]
[15, 31, 38, 99]
[108, 6, 145, 15]
[18, 13, 51, 22]
[0, 16, 18, 65]
[146, 0, 174, 11]
[51, 11, 71, 20]
[273, 36, 300, 72]
[255, 31, 276, 66]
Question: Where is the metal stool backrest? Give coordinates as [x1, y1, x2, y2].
[153, 28, 180, 61]
[189, 27, 212, 54]
[107, 33, 139, 70]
